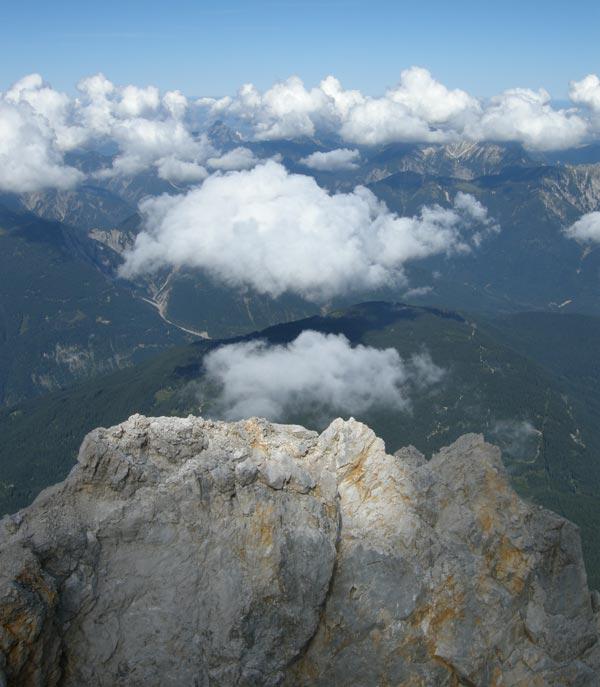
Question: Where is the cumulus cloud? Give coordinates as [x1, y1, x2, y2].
[207, 146, 258, 171]
[564, 211, 600, 243]
[115, 84, 160, 118]
[387, 67, 478, 124]
[6, 67, 600, 193]
[199, 67, 475, 146]
[465, 88, 587, 151]
[0, 72, 217, 191]
[95, 118, 214, 179]
[5, 74, 88, 151]
[339, 98, 441, 146]
[299, 148, 361, 171]
[198, 67, 599, 150]
[121, 161, 498, 301]
[338, 67, 479, 145]
[570, 74, 600, 114]
[233, 76, 333, 140]
[75, 76, 216, 179]
[202, 330, 444, 421]
[155, 157, 208, 183]
[402, 285, 433, 299]
[0, 98, 83, 193]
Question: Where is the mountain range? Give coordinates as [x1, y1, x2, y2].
[1, 136, 599, 404]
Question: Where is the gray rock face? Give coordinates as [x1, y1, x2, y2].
[0, 415, 598, 686]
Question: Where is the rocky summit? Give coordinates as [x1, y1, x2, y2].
[0, 415, 599, 686]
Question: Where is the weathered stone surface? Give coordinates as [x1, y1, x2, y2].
[0, 415, 598, 686]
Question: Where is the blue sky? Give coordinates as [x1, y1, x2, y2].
[2, 0, 599, 97]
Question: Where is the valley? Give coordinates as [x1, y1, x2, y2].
[2, 139, 599, 408]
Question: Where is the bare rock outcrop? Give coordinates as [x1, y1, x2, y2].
[0, 415, 598, 686]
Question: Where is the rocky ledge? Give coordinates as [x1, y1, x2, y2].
[1, 415, 599, 686]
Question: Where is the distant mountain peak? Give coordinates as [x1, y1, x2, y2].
[207, 120, 244, 149]
[366, 140, 533, 182]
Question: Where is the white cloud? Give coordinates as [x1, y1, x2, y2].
[5, 73, 88, 151]
[163, 90, 189, 119]
[202, 330, 444, 421]
[5, 68, 600, 194]
[387, 67, 478, 124]
[466, 88, 587, 151]
[121, 161, 498, 301]
[564, 211, 600, 243]
[156, 156, 208, 183]
[75, 74, 190, 139]
[115, 84, 160, 118]
[207, 146, 258, 171]
[233, 76, 334, 140]
[0, 72, 214, 191]
[74, 73, 116, 137]
[0, 74, 87, 192]
[199, 67, 468, 146]
[75, 75, 216, 178]
[319, 75, 364, 118]
[299, 148, 361, 171]
[96, 118, 214, 178]
[339, 98, 443, 145]
[11, 72, 215, 180]
[198, 67, 596, 150]
[0, 99, 83, 193]
[402, 285, 433, 299]
[338, 67, 479, 146]
[570, 74, 600, 114]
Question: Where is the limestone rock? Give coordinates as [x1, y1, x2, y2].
[0, 415, 598, 686]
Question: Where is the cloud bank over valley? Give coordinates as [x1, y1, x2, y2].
[121, 161, 498, 300]
[202, 330, 445, 421]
